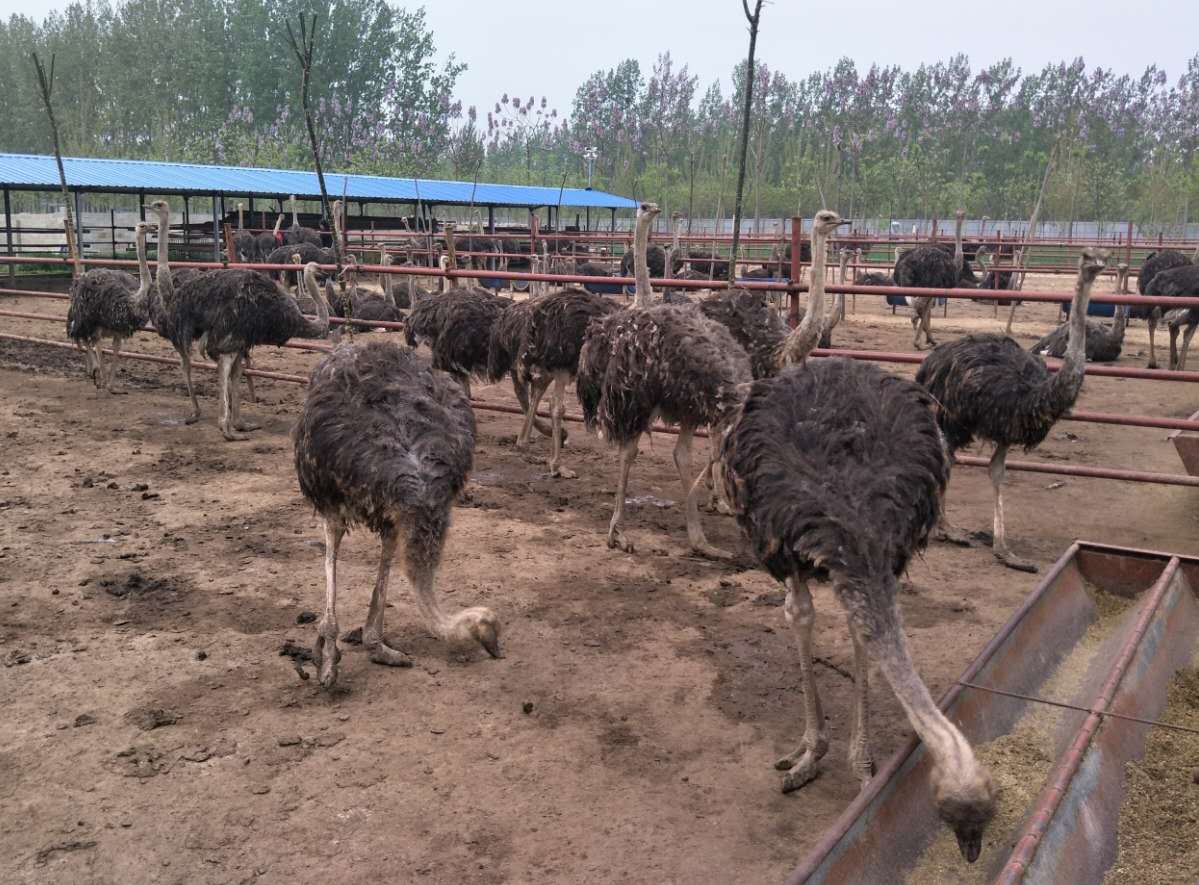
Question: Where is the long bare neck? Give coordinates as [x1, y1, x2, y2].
[408, 563, 482, 644]
[154, 210, 173, 301]
[381, 255, 395, 306]
[1192, 243, 1199, 263]
[290, 197, 298, 227]
[300, 268, 330, 335]
[779, 224, 830, 365]
[133, 230, 151, 309]
[238, 205, 244, 230]
[633, 213, 654, 308]
[1112, 303, 1128, 339]
[1047, 267, 1097, 406]
[273, 215, 283, 236]
[870, 609, 986, 796]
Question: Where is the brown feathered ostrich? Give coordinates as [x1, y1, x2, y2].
[894, 210, 965, 349]
[577, 203, 752, 556]
[285, 195, 323, 247]
[1146, 262, 1199, 370]
[256, 214, 285, 263]
[1030, 262, 1129, 363]
[294, 341, 500, 689]
[65, 221, 153, 392]
[181, 261, 330, 440]
[717, 209, 997, 864]
[232, 203, 256, 263]
[917, 248, 1108, 571]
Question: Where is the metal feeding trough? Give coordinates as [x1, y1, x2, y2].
[787, 541, 1199, 885]
[1170, 407, 1199, 477]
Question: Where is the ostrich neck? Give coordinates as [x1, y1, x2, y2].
[291, 199, 298, 227]
[153, 212, 174, 308]
[781, 225, 829, 363]
[301, 270, 330, 336]
[633, 212, 654, 308]
[238, 207, 244, 230]
[1046, 272, 1096, 409]
[410, 566, 474, 642]
[133, 232, 151, 311]
[953, 215, 964, 273]
[1112, 303, 1128, 340]
[871, 614, 984, 793]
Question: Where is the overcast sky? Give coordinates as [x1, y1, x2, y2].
[6, 0, 1198, 118]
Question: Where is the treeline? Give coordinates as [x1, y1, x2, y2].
[2, 1, 1197, 229]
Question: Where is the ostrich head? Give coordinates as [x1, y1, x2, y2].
[144, 199, 170, 229]
[1116, 262, 1129, 294]
[452, 606, 503, 659]
[933, 766, 997, 863]
[1079, 247, 1109, 284]
[777, 210, 848, 366]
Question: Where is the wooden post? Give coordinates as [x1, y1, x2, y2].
[444, 223, 457, 284]
[110, 208, 116, 259]
[212, 194, 222, 263]
[788, 214, 802, 328]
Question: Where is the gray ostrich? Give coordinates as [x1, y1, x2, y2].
[917, 248, 1108, 571]
[1136, 246, 1199, 368]
[485, 295, 564, 445]
[65, 221, 153, 392]
[1030, 263, 1129, 363]
[255, 214, 284, 263]
[404, 279, 508, 399]
[179, 261, 330, 440]
[294, 340, 500, 689]
[894, 210, 965, 349]
[717, 208, 997, 864]
[1145, 263, 1199, 370]
[284, 195, 323, 247]
[326, 256, 404, 332]
[231, 204, 257, 263]
[577, 202, 752, 556]
[508, 287, 621, 478]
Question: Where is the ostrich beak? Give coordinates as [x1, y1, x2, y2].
[481, 632, 502, 659]
[956, 830, 983, 864]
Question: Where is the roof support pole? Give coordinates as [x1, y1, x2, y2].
[183, 196, 190, 257]
[138, 191, 146, 222]
[73, 191, 83, 263]
[610, 208, 616, 233]
[248, 195, 255, 226]
[3, 187, 13, 287]
[488, 206, 494, 235]
[212, 193, 221, 262]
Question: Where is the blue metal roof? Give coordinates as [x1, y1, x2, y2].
[0, 152, 637, 210]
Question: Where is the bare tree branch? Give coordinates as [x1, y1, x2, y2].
[728, 0, 765, 286]
[31, 52, 80, 277]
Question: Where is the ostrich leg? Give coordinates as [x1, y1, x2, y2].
[1169, 323, 1180, 371]
[510, 373, 556, 439]
[607, 437, 640, 553]
[217, 353, 249, 441]
[230, 354, 261, 433]
[1176, 322, 1198, 371]
[847, 624, 875, 788]
[1147, 313, 1160, 369]
[362, 527, 413, 668]
[516, 375, 552, 448]
[673, 424, 722, 558]
[989, 443, 1037, 573]
[315, 517, 345, 689]
[242, 351, 257, 404]
[776, 577, 828, 791]
[548, 370, 576, 479]
[920, 300, 937, 347]
[92, 340, 106, 388]
[104, 336, 127, 394]
[178, 348, 202, 424]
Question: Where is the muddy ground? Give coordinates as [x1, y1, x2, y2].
[1, 274, 1197, 885]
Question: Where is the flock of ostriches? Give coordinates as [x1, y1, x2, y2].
[61, 195, 1199, 868]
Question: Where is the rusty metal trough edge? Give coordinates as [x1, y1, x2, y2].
[786, 540, 1199, 885]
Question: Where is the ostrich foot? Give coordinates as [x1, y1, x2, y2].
[313, 631, 341, 690]
[184, 412, 201, 425]
[1147, 361, 1159, 370]
[849, 751, 876, 789]
[366, 639, 414, 669]
[104, 386, 129, 396]
[549, 465, 577, 479]
[607, 528, 635, 553]
[218, 421, 250, 442]
[690, 542, 731, 561]
[777, 751, 823, 793]
[233, 419, 261, 432]
[936, 526, 976, 547]
[995, 549, 1038, 573]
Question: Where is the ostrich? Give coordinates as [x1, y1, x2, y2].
[256, 214, 284, 262]
[485, 295, 565, 446]
[577, 203, 752, 556]
[1145, 263, 1199, 370]
[65, 221, 152, 392]
[1030, 264, 1129, 363]
[294, 340, 499, 688]
[510, 287, 621, 478]
[232, 204, 256, 263]
[698, 288, 787, 380]
[1136, 246, 1198, 368]
[285, 195, 323, 247]
[717, 208, 997, 863]
[894, 210, 965, 349]
[404, 283, 507, 399]
[184, 262, 330, 440]
[326, 257, 404, 331]
[917, 247, 1109, 571]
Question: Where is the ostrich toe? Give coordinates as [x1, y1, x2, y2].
[233, 419, 261, 432]
[935, 525, 976, 547]
[367, 639, 414, 669]
[607, 528, 635, 554]
[219, 422, 251, 441]
[778, 753, 823, 793]
[550, 465, 577, 479]
[995, 549, 1038, 573]
[313, 632, 341, 689]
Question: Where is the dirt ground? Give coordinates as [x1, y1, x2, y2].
[1, 274, 1197, 885]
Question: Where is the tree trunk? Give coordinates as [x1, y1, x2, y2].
[728, 0, 764, 285]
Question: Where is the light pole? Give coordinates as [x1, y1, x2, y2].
[583, 147, 598, 231]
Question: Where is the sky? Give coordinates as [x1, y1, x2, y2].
[5, 0, 1198, 119]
